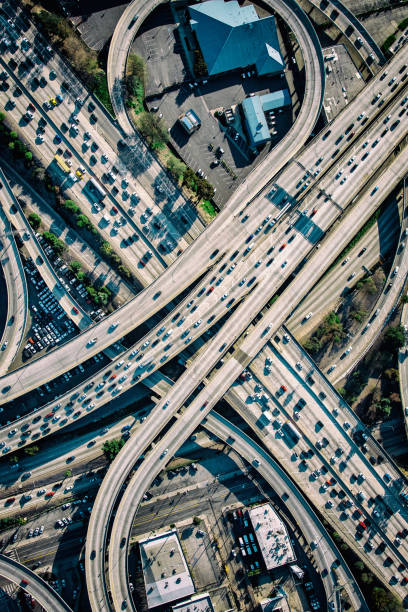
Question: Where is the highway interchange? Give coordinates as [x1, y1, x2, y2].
[0, 0, 407, 611]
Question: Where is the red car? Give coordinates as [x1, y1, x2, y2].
[358, 521, 367, 530]
[72, 306, 79, 314]
[112, 206, 118, 214]
[109, 374, 117, 380]
[45, 412, 53, 419]
[45, 491, 55, 498]
[279, 244, 286, 251]
[311, 208, 317, 216]
[6, 497, 15, 504]
[280, 385, 287, 392]
[21, 579, 29, 586]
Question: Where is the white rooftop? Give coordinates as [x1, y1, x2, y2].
[139, 530, 195, 609]
[172, 592, 215, 612]
[249, 504, 296, 570]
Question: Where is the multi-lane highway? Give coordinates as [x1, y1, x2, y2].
[0, 553, 72, 612]
[0, 171, 28, 374]
[86, 144, 408, 611]
[0, 2, 408, 611]
[0, 42, 406, 411]
[307, 0, 385, 71]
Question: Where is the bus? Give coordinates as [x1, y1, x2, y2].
[282, 421, 301, 444]
[87, 177, 107, 201]
[54, 154, 70, 173]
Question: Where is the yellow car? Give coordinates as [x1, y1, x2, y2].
[50, 98, 57, 106]
[75, 170, 83, 179]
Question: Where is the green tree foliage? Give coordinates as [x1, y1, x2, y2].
[24, 445, 39, 456]
[193, 516, 202, 525]
[65, 469, 72, 478]
[138, 112, 169, 149]
[0, 112, 5, 122]
[0, 517, 25, 529]
[42, 231, 66, 255]
[28, 212, 41, 230]
[70, 261, 82, 274]
[63, 200, 80, 214]
[166, 154, 186, 181]
[128, 54, 146, 86]
[103, 439, 125, 462]
[25, 151, 33, 162]
[370, 587, 404, 612]
[375, 397, 391, 419]
[383, 326, 405, 352]
[9, 131, 18, 140]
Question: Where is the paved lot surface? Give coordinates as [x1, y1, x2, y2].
[181, 523, 220, 589]
[130, 3, 302, 206]
[322, 44, 365, 121]
[76, 3, 128, 51]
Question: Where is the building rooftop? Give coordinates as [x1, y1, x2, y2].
[172, 593, 215, 612]
[139, 530, 195, 609]
[242, 90, 290, 147]
[249, 503, 296, 570]
[189, 0, 284, 77]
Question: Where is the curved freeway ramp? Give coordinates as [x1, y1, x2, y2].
[0, 170, 28, 375]
[0, 554, 72, 612]
[307, 0, 385, 70]
[330, 154, 408, 384]
[107, 0, 325, 209]
[104, 400, 366, 612]
[205, 412, 367, 612]
[85, 151, 408, 610]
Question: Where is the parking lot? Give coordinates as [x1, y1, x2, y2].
[132, 4, 301, 206]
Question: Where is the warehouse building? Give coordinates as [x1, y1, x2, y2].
[249, 503, 296, 570]
[139, 530, 195, 608]
[242, 89, 291, 147]
[189, 0, 284, 78]
[172, 593, 215, 612]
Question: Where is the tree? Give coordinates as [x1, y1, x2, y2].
[28, 212, 41, 230]
[384, 368, 399, 383]
[360, 572, 373, 585]
[103, 439, 125, 462]
[138, 112, 169, 149]
[70, 261, 82, 274]
[100, 241, 113, 257]
[193, 516, 201, 525]
[9, 131, 18, 140]
[65, 469, 72, 478]
[128, 54, 146, 86]
[63, 200, 80, 214]
[24, 445, 39, 456]
[0, 112, 5, 122]
[24, 151, 33, 162]
[370, 587, 404, 611]
[375, 397, 391, 419]
[354, 560, 364, 571]
[384, 326, 405, 352]
[9, 455, 18, 464]
[401, 294, 408, 304]
[166, 154, 186, 181]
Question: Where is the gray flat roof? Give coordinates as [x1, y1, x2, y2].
[172, 592, 215, 612]
[249, 504, 296, 570]
[139, 530, 195, 608]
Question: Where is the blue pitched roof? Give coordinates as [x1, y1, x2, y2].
[242, 90, 290, 146]
[189, 0, 284, 77]
[242, 96, 270, 146]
